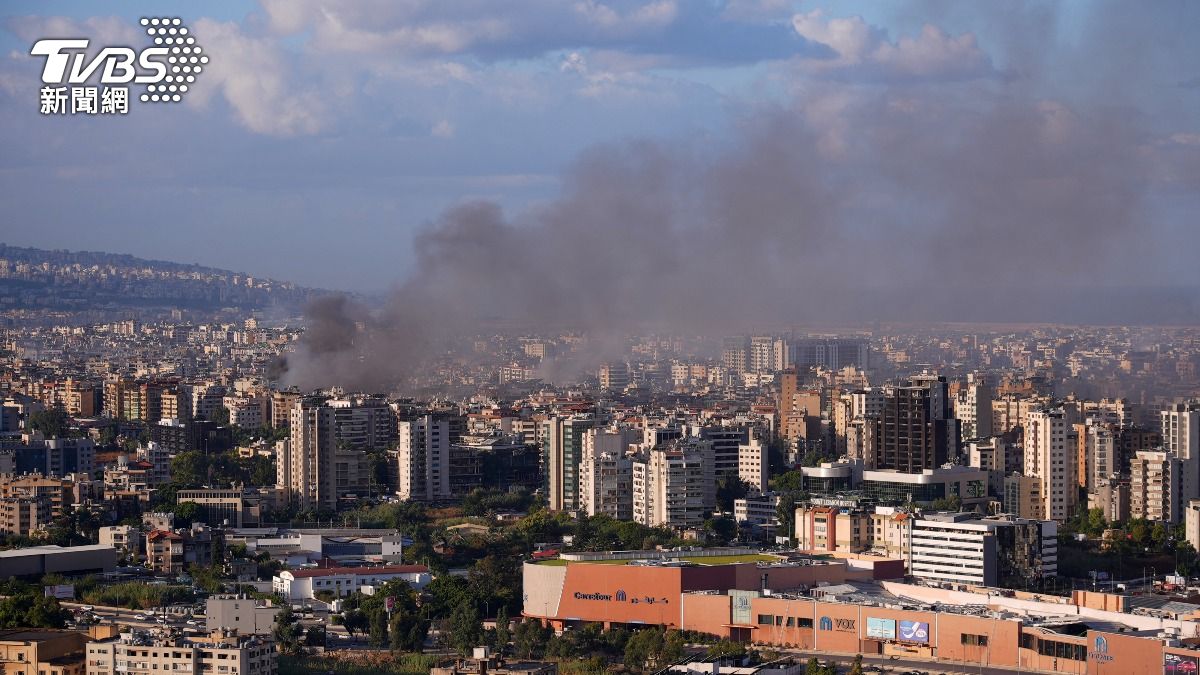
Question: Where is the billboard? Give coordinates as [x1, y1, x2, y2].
[866, 617, 896, 640]
[898, 620, 930, 644]
[1165, 653, 1199, 675]
[44, 584, 74, 600]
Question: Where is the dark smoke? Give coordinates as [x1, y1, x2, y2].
[283, 6, 1200, 392]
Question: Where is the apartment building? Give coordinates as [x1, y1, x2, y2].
[85, 630, 276, 675]
[631, 439, 715, 529]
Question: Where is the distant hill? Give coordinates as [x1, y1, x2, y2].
[0, 243, 324, 313]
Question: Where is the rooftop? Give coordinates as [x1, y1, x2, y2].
[535, 553, 786, 566]
[0, 544, 115, 558]
[284, 564, 428, 578]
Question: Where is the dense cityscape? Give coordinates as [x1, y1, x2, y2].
[1, 252, 1200, 673]
[4, 1, 1199, 674]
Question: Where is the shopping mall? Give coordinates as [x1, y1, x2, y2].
[523, 549, 1200, 674]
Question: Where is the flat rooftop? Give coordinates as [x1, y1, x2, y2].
[0, 544, 114, 557]
[0, 629, 79, 642]
[535, 554, 786, 566]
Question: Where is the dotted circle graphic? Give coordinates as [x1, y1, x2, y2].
[139, 17, 208, 104]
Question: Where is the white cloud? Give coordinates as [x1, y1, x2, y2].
[431, 119, 455, 138]
[791, 10, 991, 79]
[189, 19, 328, 136]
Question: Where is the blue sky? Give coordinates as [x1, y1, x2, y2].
[1, 1, 1198, 295]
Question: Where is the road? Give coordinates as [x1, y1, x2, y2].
[62, 601, 206, 632]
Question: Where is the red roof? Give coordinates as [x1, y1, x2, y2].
[286, 565, 429, 579]
[147, 530, 182, 541]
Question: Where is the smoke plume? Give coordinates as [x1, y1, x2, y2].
[281, 6, 1200, 392]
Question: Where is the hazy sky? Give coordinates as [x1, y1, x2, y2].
[1, 1, 1198, 295]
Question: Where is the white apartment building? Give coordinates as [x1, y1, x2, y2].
[632, 439, 715, 529]
[909, 513, 1057, 588]
[733, 492, 780, 533]
[1162, 403, 1200, 505]
[737, 434, 767, 493]
[578, 427, 639, 519]
[395, 414, 453, 501]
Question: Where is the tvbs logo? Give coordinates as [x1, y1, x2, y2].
[31, 17, 207, 115]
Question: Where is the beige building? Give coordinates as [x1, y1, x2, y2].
[1002, 473, 1042, 520]
[0, 629, 86, 675]
[1131, 449, 1181, 523]
[1023, 408, 1075, 521]
[0, 474, 74, 519]
[631, 439, 715, 529]
[736, 433, 767, 493]
[794, 504, 870, 553]
[86, 631, 276, 675]
[0, 495, 52, 536]
[98, 526, 142, 560]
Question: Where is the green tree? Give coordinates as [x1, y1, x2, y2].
[494, 606, 511, 653]
[272, 605, 303, 655]
[208, 406, 231, 426]
[448, 601, 482, 655]
[171, 451, 209, 489]
[0, 593, 69, 629]
[1152, 522, 1169, 548]
[806, 658, 821, 675]
[368, 608, 389, 647]
[705, 516, 738, 545]
[175, 501, 203, 527]
[512, 620, 551, 659]
[850, 654, 864, 675]
[304, 626, 326, 647]
[706, 639, 747, 660]
[342, 609, 368, 637]
[716, 475, 750, 513]
[29, 407, 70, 438]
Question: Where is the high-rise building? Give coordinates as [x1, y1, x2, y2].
[747, 336, 787, 373]
[578, 427, 639, 519]
[1162, 402, 1200, 505]
[598, 362, 630, 391]
[1131, 449, 1181, 523]
[790, 337, 869, 371]
[276, 397, 379, 511]
[737, 433, 768, 493]
[395, 413, 466, 502]
[955, 374, 993, 440]
[631, 439, 715, 529]
[721, 337, 749, 376]
[1023, 408, 1076, 522]
[691, 424, 749, 476]
[872, 378, 956, 473]
[1076, 420, 1117, 493]
[543, 415, 595, 511]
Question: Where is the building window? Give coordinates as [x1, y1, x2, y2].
[757, 614, 772, 625]
[961, 634, 988, 646]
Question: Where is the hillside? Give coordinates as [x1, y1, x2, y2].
[0, 243, 323, 313]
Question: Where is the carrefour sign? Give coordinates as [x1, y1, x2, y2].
[575, 590, 626, 601]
